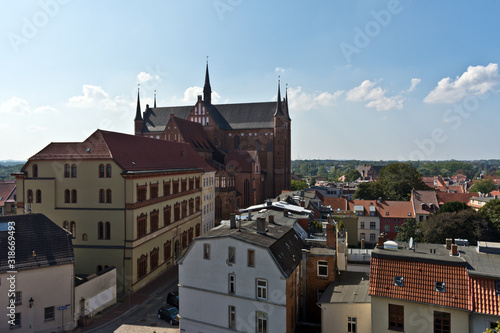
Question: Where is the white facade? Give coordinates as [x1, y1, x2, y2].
[179, 236, 289, 333]
[202, 171, 216, 234]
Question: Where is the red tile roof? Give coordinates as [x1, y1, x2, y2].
[323, 197, 347, 211]
[411, 190, 439, 215]
[369, 257, 470, 310]
[0, 180, 16, 207]
[470, 277, 500, 316]
[376, 201, 414, 218]
[436, 192, 478, 205]
[28, 130, 215, 173]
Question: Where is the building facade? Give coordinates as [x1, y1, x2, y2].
[14, 130, 214, 292]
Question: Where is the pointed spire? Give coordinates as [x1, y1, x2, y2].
[134, 84, 142, 121]
[274, 78, 284, 116]
[154, 90, 157, 108]
[203, 57, 212, 105]
[285, 83, 291, 120]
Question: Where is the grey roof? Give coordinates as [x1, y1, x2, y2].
[0, 214, 75, 273]
[185, 216, 304, 278]
[319, 271, 371, 304]
[142, 101, 277, 133]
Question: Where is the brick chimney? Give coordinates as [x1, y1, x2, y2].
[377, 234, 386, 249]
[451, 243, 458, 256]
[269, 215, 274, 224]
[256, 217, 266, 235]
[326, 223, 336, 249]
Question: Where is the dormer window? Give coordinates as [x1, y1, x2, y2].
[495, 281, 500, 296]
[394, 276, 404, 287]
[386, 211, 389, 216]
[435, 282, 445, 293]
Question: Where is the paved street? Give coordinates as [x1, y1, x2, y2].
[78, 265, 179, 333]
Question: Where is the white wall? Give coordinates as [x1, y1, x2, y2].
[75, 268, 116, 320]
[321, 303, 371, 333]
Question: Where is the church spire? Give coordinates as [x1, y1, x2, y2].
[154, 90, 157, 108]
[203, 57, 212, 105]
[285, 83, 291, 120]
[134, 85, 142, 121]
[274, 78, 284, 116]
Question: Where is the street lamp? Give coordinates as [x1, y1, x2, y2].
[29, 297, 34, 308]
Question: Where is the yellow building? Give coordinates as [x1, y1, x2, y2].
[14, 130, 214, 292]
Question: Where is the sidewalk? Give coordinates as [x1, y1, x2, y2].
[75, 265, 179, 332]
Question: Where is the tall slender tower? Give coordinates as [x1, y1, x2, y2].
[134, 86, 143, 135]
[203, 60, 212, 105]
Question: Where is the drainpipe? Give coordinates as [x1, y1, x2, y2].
[301, 249, 309, 321]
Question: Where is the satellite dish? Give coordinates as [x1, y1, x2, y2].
[409, 237, 414, 250]
[24, 203, 31, 214]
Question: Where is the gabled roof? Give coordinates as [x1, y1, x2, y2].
[143, 106, 193, 133]
[347, 199, 379, 215]
[376, 200, 414, 218]
[0, 214, 74, 272]
[411, 190, 439, 215]
[0, 180, 16, 207]
[28, 130, 215, 173]
[436, 192, 478, 205]
[323, 197, 348, 211]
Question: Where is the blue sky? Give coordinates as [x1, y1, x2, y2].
[1, 0, 499, 161]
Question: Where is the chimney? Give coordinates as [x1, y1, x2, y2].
[326, 223, 336, 249]
[445, 238, 452, 250]
[230, 213, 236, 229]
[283, 210, 288, 217]
[256, 217, 266, 235]
[451, 244, 458, 256]
[269, 215, 274, 224]
[377, 234, 385, 249]
[300, 200, 305, 207]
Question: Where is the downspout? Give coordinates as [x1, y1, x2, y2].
[123, 175, 127, 294]
[468, 311, 475, 333]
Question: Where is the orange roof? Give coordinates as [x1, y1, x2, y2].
[411, 190, 439, 215]
[470, 277, 500, 316]
[0, 181, 16, 207]
[347, 199, 379, 214]
[436, 192, 478, 205]
[376, 201, 414, 218]
[323, 197, 347, 211]
[369, 257, 470, 310]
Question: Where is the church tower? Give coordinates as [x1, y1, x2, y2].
[203, 62, 212, 105]
[134, 87, 143, 136]
[273, 80, 290, 195]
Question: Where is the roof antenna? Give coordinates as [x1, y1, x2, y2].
[154, 90, 157, 108]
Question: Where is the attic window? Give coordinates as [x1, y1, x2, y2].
[394, 276, 404, 287]
[408, 212, 411, 216]
[495, 281, 500, 296]
[386, 211, 389, 216]
[86, 148, 91, 153]
[435, 282, 445, 293]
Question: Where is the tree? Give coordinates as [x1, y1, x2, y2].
[291, 180, 308, 191]
[485, 322, 500, 333]
[353, 182, 384, 200]
[469, 178, 497, 194]
[421, 210, 497, 245]
[396, 218, 422, 242]
[345, 169, 361, 182]
[479, 199, 500, 231]
[436, 201, 471, 214]
[377, 163, 432, 201]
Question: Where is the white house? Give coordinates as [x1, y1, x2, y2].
[177, 213, 304, 333]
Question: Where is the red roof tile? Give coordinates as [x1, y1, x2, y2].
[436, 192, 478, 205]
[0, 181, 16, 207]
[411, 190, 439, 215]
[470, 277, 500, 316]
[323, 197, 347, 211]
[376, 201, 414, 218]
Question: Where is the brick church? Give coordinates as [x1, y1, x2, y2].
[134, 64, 291, 222]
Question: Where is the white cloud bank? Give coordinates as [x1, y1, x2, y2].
[67, 85, 130, 110]
[345, 80, 403, 111]
[287, 86, 343, 111]
[424, 63, 499, 104]
[0, 96, 57, 116]
[182, 86, 221, 104]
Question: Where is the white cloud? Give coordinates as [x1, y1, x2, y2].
[67, 85, 131, 110]
[287, 86, 343, 111]
[345, 80, 403, 111]
[33, 106, 58, 113]
[424, 63, 499, 104]
[182, 86, 221, 104]
[407, 78, 421, 92]
[27, 125, 47, 132]
[0, 96, 30, 115]
[275, 67, 292, 73]
[137, 72, 159, 83]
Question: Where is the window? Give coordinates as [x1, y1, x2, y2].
[435, 282, 446, 293]
[229, 274, 236, 293]
[150, 210, 159, 232]
[189, 178, 194, 190]
[10, 313, 21, 328]
[63, 221, 69, 230]
[174, 203, 180, 221]
[394, 276, 404, 287]
[44, 306, 55, 321]
[360, 222, 365, 229]
[36, 189, 42, 203]
[173, 180, 179, 194]
[150, 183, 158, 199]
[181, 179, 187, 192]
[137, 185, 147, 202]
[434, 311, 451, 333]
[229, 306, 236, 329]
[64, 164, 70, 178]
[256, 279, 267, 300]
[181, 201, 187, 218]
[228, 246, 236, 264]
[150, 247, 159, 271]
[99, 189, 105, 203]
[384, 224, 391, 232]
[32, 164, 38, 178]
[70, 221, 76, 238]
[256, 311, 268, 333]
[317, 260, 328, 278]
[195, 223, 200, 237]
[98, 222, 104, 240]
[71, 189, 77, 203]
[495, 281, 500, 295]
[189, 198, 194, 215]
[99, 164, 105, 178]
[360, 233, 365, 240]
[188, 227, 194, 243]
[370, 233, 376, 242]
[203, 244, 210, 260]
[137, 255, 148, 280]
[388, 304, 404, 331]
[163, 180, 171, 196]
[82, 233, 88, 241]
[164, 206, 171, 226]
[137, 214, 147, 238]
[182, 231, 187, 249]
[370, 221, 376, 229]
[27, 189, 33, 203]
[162, 240, 171, 262]
[71, 164, 77, 178]
[348, 316, 357, 333]
[195, 197, 201, 211]
[195, 177, 200, 189]
[14, 291, 22, 305]
[248, 249, 255, 267]
[106, 164, 111, 178]
[106, 189, 112, 203]
[105, 222, 111, 240]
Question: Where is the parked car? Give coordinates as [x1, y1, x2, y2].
[167, 291, 179, 309]
[157, 305, 179, 325]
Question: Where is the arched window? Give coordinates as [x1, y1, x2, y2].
[234, 135, 240, 150]
[32, 164, 38, 178]
[105, 222, 111, 240]
[71, 164, 77, 178]
[82, 233, 88, 241]
[99, 189, 105, 203]
[71, 189, 77, 203]
[255, 140, 261, 152]
[98, 222, 104, 240]
[27, 189, 33, 203]
[35, 190, 42, 203]
[63, 221, 69, 230]
[70, 221, 76, 238]
[99, 164, 105, 178]
[106, 189, 112, 203]
[64, 189, 70, 203]
[64, 164, 70, 178]
[106, 164, 112, 178]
